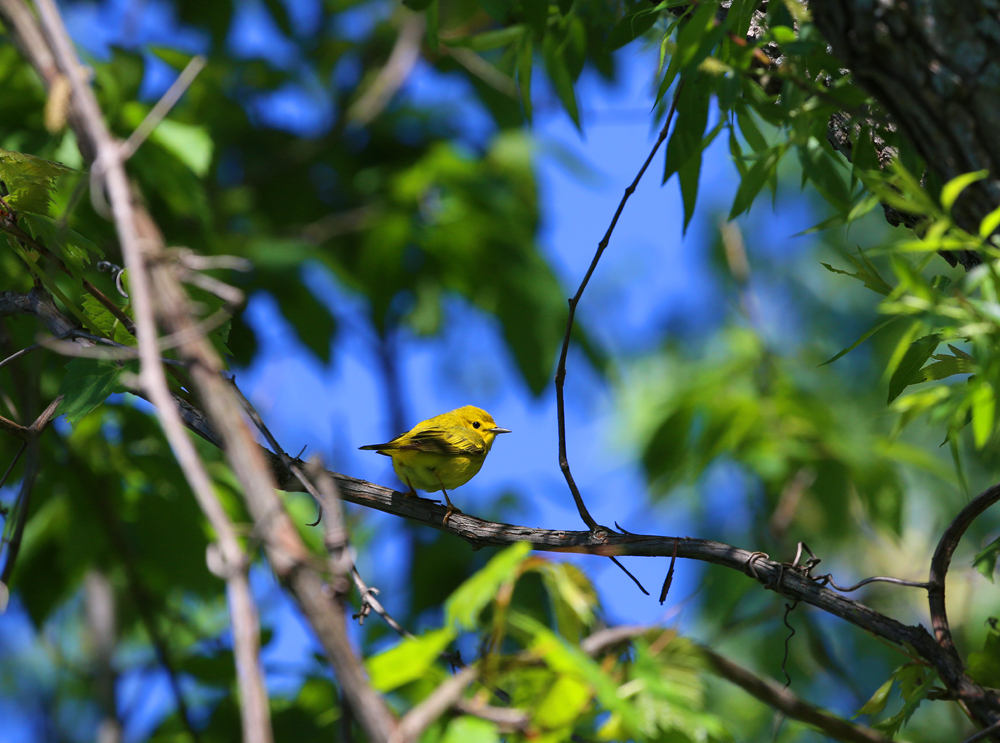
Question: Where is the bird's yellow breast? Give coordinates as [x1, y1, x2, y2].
[389, 449, 487, 492]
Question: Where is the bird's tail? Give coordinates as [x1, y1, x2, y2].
[358, 443, 395, 454]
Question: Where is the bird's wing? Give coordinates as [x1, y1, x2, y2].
[401, 426, 486, 455]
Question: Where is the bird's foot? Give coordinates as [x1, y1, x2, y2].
[442, 504, 463, 525]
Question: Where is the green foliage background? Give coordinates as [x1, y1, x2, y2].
[0, 0, 999, 741]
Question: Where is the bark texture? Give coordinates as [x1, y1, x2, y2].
[813, 0, 1000, 269]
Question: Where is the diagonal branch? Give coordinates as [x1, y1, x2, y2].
[701, 644, 894, 743]
[30, 2, 273, 741]
[12, 2, 398, 739]
[582, 626, 895, 743]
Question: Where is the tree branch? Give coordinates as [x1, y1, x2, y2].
[701, 644, 894, 743]
[30, 2, 273, 740]
[0, 395, 62, 587]
[554, 88, 679, 532]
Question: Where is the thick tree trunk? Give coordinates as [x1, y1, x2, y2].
[812, 0, 1000, 269]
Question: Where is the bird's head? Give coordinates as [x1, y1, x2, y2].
[454, 405, 511, 447]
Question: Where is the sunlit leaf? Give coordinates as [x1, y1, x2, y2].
[971, 382, 995, 449]
[445, 541, 531, 630]
[940, 169, 988, 211]
[365, 627, 455, 692]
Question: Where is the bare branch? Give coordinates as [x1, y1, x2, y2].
[120, 55, 206, 161]
[29, 2, 274, 740]
[444, 47, 518, 98]
[927, 481, 1000, 739]
[391, 667, 477, 743]
[84, 571, 122, 743]
[0, 395, 62, 586]
[582, 626, 895, 743]
[701, 645, 895, 743]
[555, 91, 680, 532]
[347, 10, 425, 125]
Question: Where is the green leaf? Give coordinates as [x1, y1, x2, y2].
[444, 541, 531, 630]
[678, 142, 702, 231]
[729, 147, 784, 219]
[968, 630, 1000, 686]
[736, 106, 767, 152]
[0, 148, 73, 216]
[533, 675, 592, 730]
[973, 537, 1000, 581]
[663, 74, 711, 183]
[425, 0, 439, 53]
[941, 169, 988, 211]
[262, 0, 292, 36]
[971, 382, 995, 449]
[365, 627, 456, 693]
[57, 359, 133, 425]
[20, 212, 104, 278]
[441, 717, 499, 743]
[798, 138, 850, 212]
[82, 295, 131, 342]
[148, 119, 214, 177]
[543, 34, 581, 129]
[820, 249, 892, 296]
[874, 667, 935, 737]
[919, 356, 973, 382]
[980, 203, 1000, 238]
[509, 611, 642, 732]
[887, 335, 939, 404]
[606, 6, 660, 51]
[654, 1, 716, 107]
[536, 562, 598, 644]
[854, 676, 894, 717]
[820, 315, 902, 366]
[672, 0, 725, 71]
[517, 34, 533, 123]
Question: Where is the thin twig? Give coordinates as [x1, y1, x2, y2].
[390, 666, 478, 743]
[554, 92, 680, 531]
[84, 571, 123, 743]
[346, 11, 425, 125]
[608, 555, 649, 595]
[961, 721, 1000, 743]
[0, 441, 27, 490]
[120, 55, 206, 161]
[0, 328, 88, 371]
[453, 698, 529, 732]
[351, 566, 412, 637]
[820, 575, 930, 592]
[444, 47, 518, 98]
[0, 395, 61, 586]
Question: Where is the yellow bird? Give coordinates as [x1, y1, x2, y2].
[359, 405, 511, 522]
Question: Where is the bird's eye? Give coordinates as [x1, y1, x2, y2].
[472, 421, 481, 429]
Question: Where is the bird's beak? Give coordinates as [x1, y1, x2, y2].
[489, 427, 511, 434]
